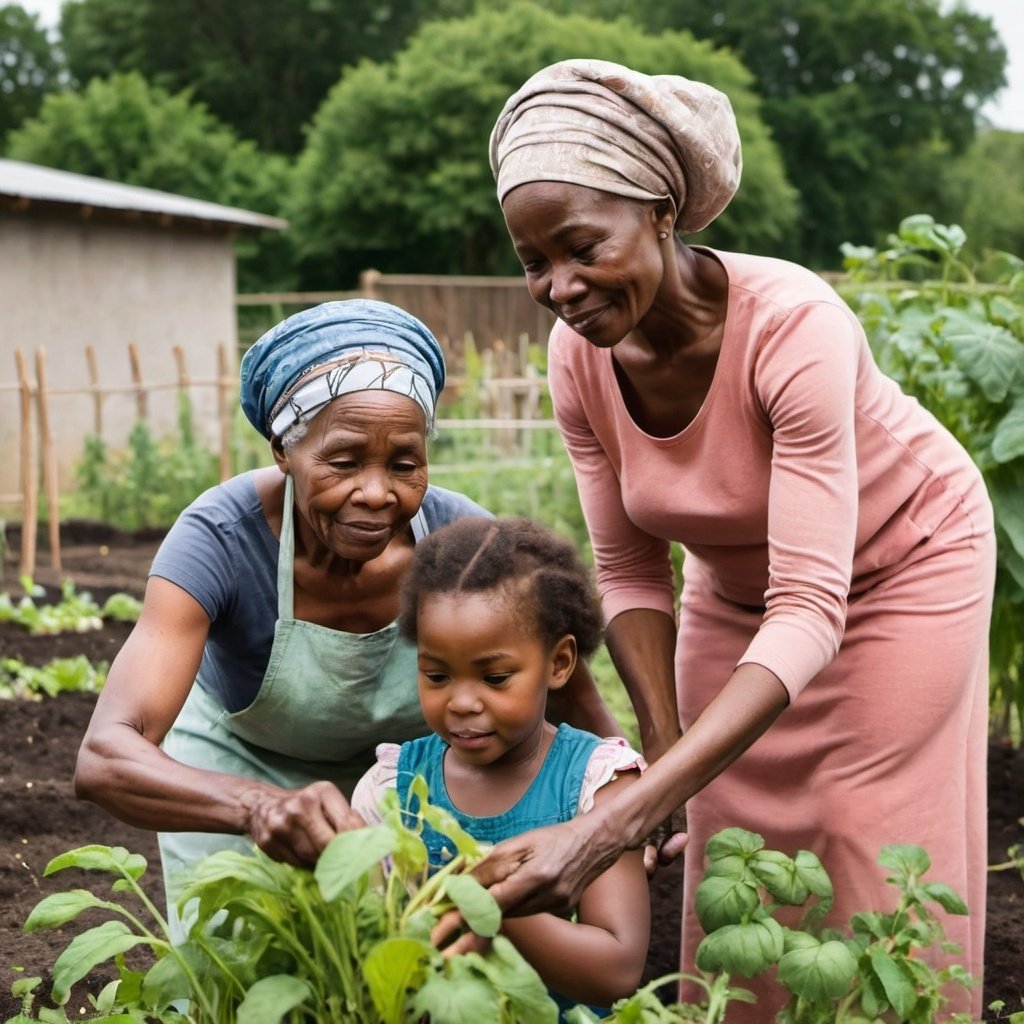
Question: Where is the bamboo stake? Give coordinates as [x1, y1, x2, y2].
[15, 349, 37, 580]
[217, 343, 232, 482]
[35, 348, 61, 572]
[128, 342, 148, 421]
[85, 345, 103, 437]
[173, 345, 190, 390]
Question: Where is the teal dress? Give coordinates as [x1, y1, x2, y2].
[396, 724, 611, 1020]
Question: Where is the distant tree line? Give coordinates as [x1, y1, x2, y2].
[1, 0, 1019, 291]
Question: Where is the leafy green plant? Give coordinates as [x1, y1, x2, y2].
[0, 655, 108, 700]
[8, 779, 561, 1023]
[691, 828, 973, 1023]
[0, 578, 140, 635]
[839, 214, 1024, 742]
[71, 395, 220, 531]
[989, 843, 1024, 883]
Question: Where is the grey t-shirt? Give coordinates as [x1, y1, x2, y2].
[149, 471, 488, 712]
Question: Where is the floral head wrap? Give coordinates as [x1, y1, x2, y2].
[489, 58, 742, 234]
[240, 299, 445, 439]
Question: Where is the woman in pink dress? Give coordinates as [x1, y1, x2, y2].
[476, 58, 995, 1020]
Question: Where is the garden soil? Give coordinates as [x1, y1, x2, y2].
[1, 523, 1021, 1021]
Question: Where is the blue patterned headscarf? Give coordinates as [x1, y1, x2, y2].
[240, 299, 446, 439]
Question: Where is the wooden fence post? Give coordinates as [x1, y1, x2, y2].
[15, 348, 37, 580]
[35, 347, 61, 573]
[128, 342, 148, 421]
[85, 345, 103, 438]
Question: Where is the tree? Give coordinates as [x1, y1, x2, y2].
[58, 0, 476, 154]
[6, 72, 295, 289]
[0, 4, 62, 144]
[288, 1, 797, 287]
[593, 0, 1008, 266]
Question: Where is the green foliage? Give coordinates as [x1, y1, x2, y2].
[288, 1, 797, 285]
[5, 71, 294, 290]
[0, 4, 61, 145]
[693, 828, 973, 1023]
[0, 577, 138, 635]
[838, 215, 1024, 740]
[0, 655, 108, 699]
[9, 787, 561, 1023]
[71, 395, 221, 530]
[58, 0, 476, 155]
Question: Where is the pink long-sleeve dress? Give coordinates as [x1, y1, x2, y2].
[548, 247, 995, 1020]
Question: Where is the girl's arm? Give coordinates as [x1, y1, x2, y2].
[496, 773, 649, 1006]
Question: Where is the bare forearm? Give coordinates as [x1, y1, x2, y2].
[500, 914, 644, 1005]
[604, 608, 680, 759]
[76, 723, 269, 835]
[589, 662, 790, 848]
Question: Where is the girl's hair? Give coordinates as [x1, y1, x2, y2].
[399, 516, 603, 659]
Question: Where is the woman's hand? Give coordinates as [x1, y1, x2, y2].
[472, 814, 623, 919]
[643, 806, 689, 873]
[245, 780, 365, 867]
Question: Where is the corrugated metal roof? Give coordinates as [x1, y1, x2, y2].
[0, 158, 288, 231]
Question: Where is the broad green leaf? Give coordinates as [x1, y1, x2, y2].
[24, 890, 112, 931]
[180, 848, 291, 900]
[703, 853, 749, 880]
[10, 977, 42, 998]
[751, 850, 810, 906]
[878, 844, 930, 879]
[694, 874, 760, 932]
[921, 881, 968, 915]
[464, 935, 557, 1022]
[704, 828, 764, 863]
[444, 874, 501, 937]
[777, 939, 858, 1001]
[944, 312, 1024, 403]
[51, 921, 146, 1004]
[990, 476, 1024, 557]
[793, 849, 834, 907]
[316, 825, 396, 900]
[992, 401, 1024, 464]
[867, 947, 918, 1018]
[695, 917, 784, 977]
[364, 936, 432, 1024]
[410, 966, 502, 1024]
[44, 846, 147, 881]
[237, 975, 311, 1024]
[420, 802, 484, 859]
[140, 951, 192, 1008]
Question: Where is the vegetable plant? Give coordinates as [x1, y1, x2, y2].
[0, 578, 140, 635]
[691, 827, 973, 1023]
[0, 655, 107, 700]
[839, 214, 1024, 742]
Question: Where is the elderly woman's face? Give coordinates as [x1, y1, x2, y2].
[280, 390, 428, 562]
[502, 181, 671, 348]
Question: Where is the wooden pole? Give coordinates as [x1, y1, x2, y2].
[128, 342, 148, 421]
[35, 347, 61, 573]
[173, 345, 190, 390]
[85, 345, 103, 437]
[217, 343, 232, 482]
[15, 349, 37, 580]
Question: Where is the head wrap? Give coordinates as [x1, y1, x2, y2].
[240, 299, 445, 439]
[489, 59, 742, 234]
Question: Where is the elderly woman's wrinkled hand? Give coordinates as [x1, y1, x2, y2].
[470, 815, 622, 920]
[245, 780, 362, 867]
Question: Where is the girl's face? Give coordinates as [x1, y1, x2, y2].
[274, 390, 428, 562]
[416, 588, 575, 768]
[501, 181, 674, 349]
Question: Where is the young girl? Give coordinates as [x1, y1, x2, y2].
[352, 516, 649, 1016]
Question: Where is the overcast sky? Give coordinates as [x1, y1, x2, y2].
[16, 0, 1024, 131]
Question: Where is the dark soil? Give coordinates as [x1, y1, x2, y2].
[0, 522, 1021, 1020]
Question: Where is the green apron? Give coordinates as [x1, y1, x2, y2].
[159, 475, 427, 935]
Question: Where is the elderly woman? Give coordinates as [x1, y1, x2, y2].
[74, 299, 616, 931]
[477, 60, 995, 1020]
